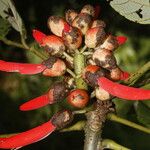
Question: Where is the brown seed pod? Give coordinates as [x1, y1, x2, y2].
[91, 20, 106, 28]
[48, 81, 68, 103]
[65, 9, 78, 25]
[92, 48, 117, 70]
[100, 35, 119, 51]
[67, 89, 89, 108]
[85, 27, 106, 48]
[41, 35, 65, 56]
[48, 16, 66, 37]
[95, 87, 111, 101]
[42, 57, 66, 76]
[82, 65, 106, 87]
[62, 25, 82, 51]
[81, 4, 95, 17]
[72, 13, 92, 34]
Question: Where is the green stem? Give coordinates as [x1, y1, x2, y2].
[0, 38, 47, 60]
[124, 61, 150, 85]
[74, 52, 88, 90]
[101, 139, 130, 150]
[107, 113, 150, 134]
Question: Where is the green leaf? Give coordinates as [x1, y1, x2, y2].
[0, 17, 11, 37]
[135, 102, 150, 128]
[109, 0, 150, 24]
[0, 0, 26, 38]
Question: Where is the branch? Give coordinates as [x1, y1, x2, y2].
[107, 113, 150, 134]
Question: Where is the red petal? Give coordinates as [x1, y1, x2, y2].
[116, 36, 127, 45]
[32, 29, 46, 45]
[0, 121, 56, 149]
[20, 94, 51, 111]
[0, 60, 46, 74]
[120, 71, 130, 80]
[98, 77, 150, 100]
[94, 5, 101, 19]
[63, 22, 71, 33]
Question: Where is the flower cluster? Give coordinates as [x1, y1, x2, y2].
[0, 4, 150, 150]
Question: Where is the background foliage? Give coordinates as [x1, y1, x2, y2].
[0, 0, 149, 149]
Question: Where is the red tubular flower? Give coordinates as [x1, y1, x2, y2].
[0, 121, 56, 149]
[20, 82, 68, 111]
[116, 36, 127, 45]
[0, 60, 46, 75]
[98, 77, 150, 100]
[32, 29, 46, 45]
[0, 110, 73, 149]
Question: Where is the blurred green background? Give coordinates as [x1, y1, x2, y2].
[0, 0, 150, 149]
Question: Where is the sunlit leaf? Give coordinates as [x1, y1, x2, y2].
[108, 0, 150, 24]
[0, 0, 26, 38]
[0, 17, 11, 38]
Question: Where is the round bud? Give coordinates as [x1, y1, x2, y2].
[65, 9, 78, 25]
[100, 35, 119, 51]
[67, 89, 89, 108]
[72, 13, 92, 34]
[82, 65, 106, 87]
[91, 20, 106, 28]
[62, 26, 82, 51]
[41, 35, 65, 56]
[42, 57, 66, 76]
[48, 81, 68, 103]
[48, 16, 66, 37]
[108, 67, 122, 81]
[85, 27, 106, 48]
[81, 4, 95, 17]
[92, 48, 117, 70]
[51, 110, 73, 129]
[95, 87, 111, 101]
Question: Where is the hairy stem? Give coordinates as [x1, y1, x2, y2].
[107, 113, 150, 134]
[74, 52, 88, 90]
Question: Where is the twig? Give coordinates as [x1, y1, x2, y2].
[101, 139, 130, 150]
[80, 45, 87, 53]
[66, 68, 76, 78]
[107, 113, 150, 134]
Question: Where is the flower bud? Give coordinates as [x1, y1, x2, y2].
[81, 4, 95, 17]
[108, 67, 122, 81]
[65, 9, 78, 25]
[67, 89, 89, 108]
[95, 87, 111, 101]
[72, 13, 92, 34]
[91, 20, 106, 28]
[42, 57, 66, 76]
[48, 16, 66, 37]
[92, 48, 117, 70]
[41, 35, 65, 56]
[85, 27, 106, 48]
[62, 25, 82, 51]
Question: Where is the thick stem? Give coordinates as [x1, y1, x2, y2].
[107, 113, 150, 134]
[84, 101, 113, 150]
[74, 52, 88, 90]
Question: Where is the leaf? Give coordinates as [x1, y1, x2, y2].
[0, 0, 26, 38]
[135, 101, 150, 128]
[0, 17, 11, 38]
[109, 0, 150, 24]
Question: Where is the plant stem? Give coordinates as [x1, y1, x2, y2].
[84, 101, 113, 150]
[107, 113, 150, 134]
[0, 38, 47, 60]
[101, 139, 130, 150]
[74, 52, 88, 90]
[124, 61, 150, 85]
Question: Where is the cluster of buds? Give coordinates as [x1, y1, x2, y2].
[0, 4, 150, 150]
